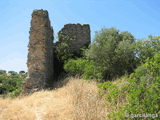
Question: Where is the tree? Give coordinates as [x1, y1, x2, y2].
[0, 70, 6, 75]
[0, 71, 25, 96]
[19, 70, 25, 74]
[8, 71, 17, 75]
[84, 27, 136, 80]
[98, 52, 160, 119]
[135, 35, 160, 64]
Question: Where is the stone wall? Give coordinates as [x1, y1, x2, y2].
[21, 9, 54, 94]
[52, 24, 90, 77]
[58, 23, 91, 56]
[21, 10, 91, 94]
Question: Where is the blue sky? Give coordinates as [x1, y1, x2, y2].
[0, 0, 160, 72]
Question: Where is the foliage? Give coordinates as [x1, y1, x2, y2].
[64, 58, 88, 76]
[135, 35, 160, 65]
[65, 27, 136, 80]
[55, 41, 73, 62]
[53, 34, 75, 78]
[0, 72, 26, 97]
[64, 28, 160, 81]
[0, 70, 6, 75]
[54, 32, 90, 78]
[8, 71, 18, 75]
[55, 33, 76, 62]
[64, 58, 104, 79]
[85, 27, 136, 80]
[19, 70, 25, 74]
[98, 53, 160, 119]
[82, 60, 107, 80]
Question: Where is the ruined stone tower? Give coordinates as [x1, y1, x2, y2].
[58, 23, 91, 56]
[21, 10, 91, 94]
[22, 9, 54, 94]
[52, 24, 90, 77]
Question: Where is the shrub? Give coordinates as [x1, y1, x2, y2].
[0, 70, 6, 75]
[135, 35, 160, 65]
[0, 72, 26, 97]
[64, 58, 86, 75]
[8, 71, 18, 75]
[85, 27, 136, 80]
[64, 58, 107, 80]
[98, 53, 160, 119]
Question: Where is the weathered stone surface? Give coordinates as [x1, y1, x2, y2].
[21, 10, 91, 94]
[21, 9, 54, 94]
[58, 23, 91, 56]
[52, 23, 91, 77]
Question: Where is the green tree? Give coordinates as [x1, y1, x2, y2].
[53, 34, 74, 78]
[98, 52, 160, 119]
[0, 72, 25, 96]
[55, 41, 73, 62]
[84, 27, 136, 80]
[19, 70, 25, 74]
[8, 71, 17, 75]
[135, 35, 160, 64]
[0, 70, 6, 75]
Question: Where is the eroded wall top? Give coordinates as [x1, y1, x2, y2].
[58, 23, 91, 55]
[22, 9, 54, 94]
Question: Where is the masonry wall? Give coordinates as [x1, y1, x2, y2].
[21, 10, 91, 94]
[52, 24, 91, 77]
[58, 23, 91, 56]
[21, 9, 54, 94]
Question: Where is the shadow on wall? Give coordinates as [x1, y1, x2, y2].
[22, 9, 91, 95]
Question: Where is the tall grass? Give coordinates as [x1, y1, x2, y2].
[0, 77, 108, 120]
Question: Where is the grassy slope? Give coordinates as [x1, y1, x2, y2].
[0, 77, 108, 120]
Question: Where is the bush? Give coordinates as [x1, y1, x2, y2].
[0, 85, 7, 94]
[53, 34, 77, 78]
[64, 58, 107, 80]
[82, 60, 106, 80]
[8, 71, 18, 75]
[135, 35, 160, 65]
[98, 53, 160, 119]
[0, 70, 6, 75]
[85, 27, 136, 80]
[64, 58, 88, 76]
[64, 27, 138, 80]
[63, 28, 160, 81]
[0, 72, 26, 97]
[9, 88, 21, 98]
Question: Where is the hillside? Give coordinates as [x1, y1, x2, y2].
[0, 77, 107, 120]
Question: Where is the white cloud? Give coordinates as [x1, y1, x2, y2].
[0, 52, 27, 72]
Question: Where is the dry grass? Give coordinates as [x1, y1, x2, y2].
[0, 77, 108, 120]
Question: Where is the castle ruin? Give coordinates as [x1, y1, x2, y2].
[58, 24, 90, 56]
[22, 9, 90, 94]
[21, 9, 54, 94]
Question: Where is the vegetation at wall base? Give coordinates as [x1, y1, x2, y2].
[64, 27, 160, 81]
[0, 27, 159, 119]
[64, 27, 160, 119]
